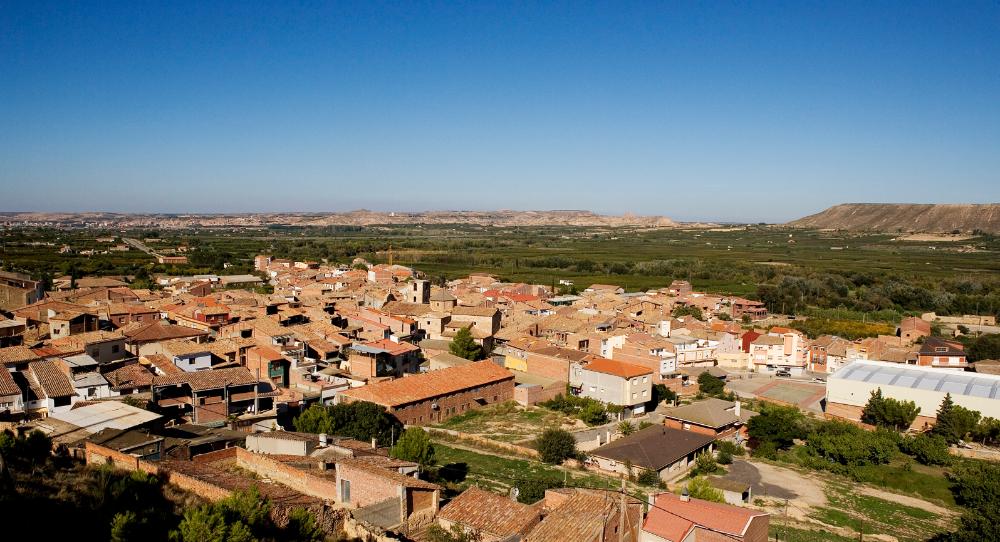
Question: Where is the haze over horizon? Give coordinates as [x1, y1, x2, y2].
[3, 2, 999, 222]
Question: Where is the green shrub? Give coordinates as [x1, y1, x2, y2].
[901, 433, 951, 466]
[536, 428, 577, 465]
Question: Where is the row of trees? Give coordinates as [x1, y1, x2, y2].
[861, 389, 1000, 446]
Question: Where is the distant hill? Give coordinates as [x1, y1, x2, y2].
[787, 203, 1000, 233]
[0, 210, 679, 228]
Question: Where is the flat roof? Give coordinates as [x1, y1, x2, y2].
[50, 401, 161, 434]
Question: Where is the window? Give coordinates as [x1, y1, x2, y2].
[632, 392, 637, 399]
[88, 387, 96, 397]
[341, 479, 351, 503]
[589, 386, 597, 392]
[936, 347, 947, 353]
[642, 376, 648, 383]
[112, 344, 120, 354]
[642, 390, 647, 397]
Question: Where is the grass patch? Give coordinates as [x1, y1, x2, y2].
[434, 402, 577, 443]
[432, 443, 619, 494]
[851, 460, 956, 507]
[771, 525, 855, 542]
[822, 483, 946, 542]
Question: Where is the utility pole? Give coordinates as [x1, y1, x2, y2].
[618, 480, 626, 542]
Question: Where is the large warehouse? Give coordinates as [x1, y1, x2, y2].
[826, 360, 1000, 430]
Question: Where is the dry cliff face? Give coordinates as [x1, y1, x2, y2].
[787, 203, 1000, 233]
[0, 210, 678, 228]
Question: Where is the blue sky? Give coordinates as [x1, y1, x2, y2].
[2, 1, 998, 222]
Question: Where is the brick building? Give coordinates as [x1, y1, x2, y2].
[337, 361, 515, 425]
[661, 398, 756, 441]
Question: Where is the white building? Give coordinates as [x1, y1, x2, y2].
[826, 360, 1000, 429]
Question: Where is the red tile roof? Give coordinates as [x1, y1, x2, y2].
[0, 368, 19, 396]
[438, 487, 539, 537]
[644, 492, 766, 540]
[361, 339, 420, 356]
[104, 363, 155, 391]
[152, 367, 258, 392]
[29, 359, 76, 398]
[583, 357, 652, 379]
[339, 361, 513, 408]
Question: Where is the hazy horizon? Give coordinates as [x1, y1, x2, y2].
[3, 3, 999, 222]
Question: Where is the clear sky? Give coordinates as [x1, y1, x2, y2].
[2, 1, 999, 222]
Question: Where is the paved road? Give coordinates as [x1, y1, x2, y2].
[722, 460, 797, 500]
[123, 237, 157, 256]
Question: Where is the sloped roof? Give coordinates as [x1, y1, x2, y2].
[152, 367, 257, 392]
[0, 345, 40, 366]
[339, 361, 513, 407]
[591, 425, 715, 471]
[644, 492, 766, 540]
[29, 359, 77, 398]
[583, 358, 652, 379]
[524, 491, 619, 542]
[438, 487, 539, 537]
[104, 363, 155, 391]
[661, 398, 755, 428]
[0, 368, 19, 396]
[122, 321, 209, 342]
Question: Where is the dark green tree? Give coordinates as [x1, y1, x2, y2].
[390, 427, 435, 467]
[536, 428, 577, 465]
[696, 372, 725, 397]
[901, 433, 951, 466]
[284, 509, 324, 542]
[672, 305, 704, 320]
[932, 394, 981, 444]
[514, 478, 561, 504]
[449, 326, 483, 361]
[861, 388, 921, 431]
[747, 403, 808, 450]
[293, 401, 403, 446]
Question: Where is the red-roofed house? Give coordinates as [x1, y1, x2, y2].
[571, 357, 653, 417]
[247, 345, 291, 388]
[337, 361, 514, 425]
[347, 339, 421, 379]
[642, 492, 768, 542]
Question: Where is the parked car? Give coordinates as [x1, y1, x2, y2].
[776, 370, 791, 378]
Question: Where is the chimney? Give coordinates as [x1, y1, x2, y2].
[318, 433, 327, 447]
[680, 488, 690, 502]
[734, 401, 741, 418]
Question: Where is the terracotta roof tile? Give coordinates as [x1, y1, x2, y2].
[152, 367, 257, 392]
[104, 363, 155, 391]
[438, 487, 539, 537]
[0, 368, 19, 396]
[29, 359, 77, 398]
[0, 345, 40, 366]
[339, 361, 513, 408]
[583, 357, 652, 379]
[644, 492, 766, 539]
